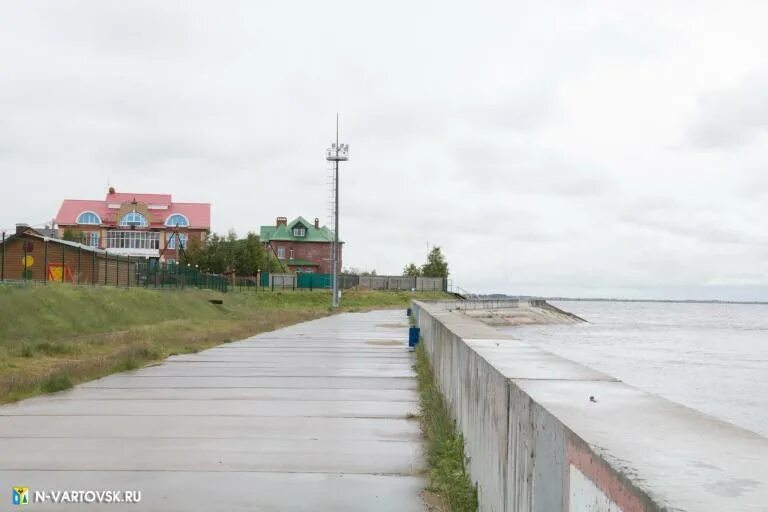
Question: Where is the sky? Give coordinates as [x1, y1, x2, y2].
[2, 1, 768, 300]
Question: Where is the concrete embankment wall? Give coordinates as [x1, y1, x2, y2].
[411, 300, 768, 512]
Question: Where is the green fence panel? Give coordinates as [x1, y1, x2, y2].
[297, 273, 331, 289]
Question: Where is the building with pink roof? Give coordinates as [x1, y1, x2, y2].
[55, 187, 211, 262]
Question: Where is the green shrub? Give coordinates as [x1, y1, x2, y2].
[113, 358, 139, 372]
[41, 374, 73, 393]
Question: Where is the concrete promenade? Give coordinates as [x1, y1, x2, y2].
[0, 310, 425, 510]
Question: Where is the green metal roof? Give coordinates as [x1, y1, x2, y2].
[285, 258, 319, 266]
[260, 217, 342, 243]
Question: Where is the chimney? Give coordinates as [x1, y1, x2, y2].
[15, 223, 29, 235]
[276, 216, 287, 227]
[108, 186, 116, 195]
[314, 217, 319, 228]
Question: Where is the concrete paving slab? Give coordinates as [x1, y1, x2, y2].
[0, 416, 421, 441]
[0, 310, 426, 511]
[192, 347, 407, 354]
[0, 437, 423, 474]
[0, 398, 418, 417]
[24, 386, 418, 402]
[167, 353, 414, 362]
[161, 360, 414, 367]
[79, 375, 417, 389]
[224, 342, 408, 348]
[131, 365, 416, 378]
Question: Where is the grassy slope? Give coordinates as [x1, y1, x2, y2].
[0, 285, 450, 402]
[415, 341, 478, 512]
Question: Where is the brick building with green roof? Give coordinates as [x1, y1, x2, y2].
[259, 216, 343, 274]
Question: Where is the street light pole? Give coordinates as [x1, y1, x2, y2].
[334, 116, 340, 308]
[326, 114, 349, 308]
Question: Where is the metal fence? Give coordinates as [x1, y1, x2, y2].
[357, 275, 446, 291]
[1, 232, 445, 295]
[134, 259, 229, 292]
[249, 273, 448, 292]
[0, 232, 228, 292]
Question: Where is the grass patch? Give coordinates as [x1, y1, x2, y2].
[415, 342, 478, 512]
[35, 341, 79, 356]
[112, 358, 140, 372]
[41, 373, 73, 393]
[14, 344, 36, 358]
[0, 285, 451, 402]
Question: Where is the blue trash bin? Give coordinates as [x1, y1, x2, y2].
[408, 326, 420, 350]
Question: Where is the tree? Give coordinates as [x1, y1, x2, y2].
[233, 232, 274, 275]
[61, 228, 82, 243]
[183, 230, 274, 275]
[343, 266, 376, 276]
[421, 246, 449, 277]
[403, 263, 421, 277]
[183, 235, 205, 267]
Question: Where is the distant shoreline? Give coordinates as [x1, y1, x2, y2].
[549, 297, 768, 305]
[475, 295, 768, 305]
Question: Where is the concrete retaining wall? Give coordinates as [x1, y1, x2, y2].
[411, 300, 768, 512]
[358, 275, 445, 291]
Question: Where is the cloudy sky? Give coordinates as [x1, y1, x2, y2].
[2, 1, 768, 299]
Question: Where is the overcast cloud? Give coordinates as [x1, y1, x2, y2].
[2, 1, 768, 299]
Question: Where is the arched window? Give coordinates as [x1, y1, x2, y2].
[76, 211, 101, 225]
[119, 210, 148, 227]
[165, 214, 189, 227]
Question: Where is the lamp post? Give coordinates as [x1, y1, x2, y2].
[326, 114, 349, 308]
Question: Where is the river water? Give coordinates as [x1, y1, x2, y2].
[499, 301, 768, 438]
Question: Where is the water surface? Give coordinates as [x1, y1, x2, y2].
[500, 301, 768, 438]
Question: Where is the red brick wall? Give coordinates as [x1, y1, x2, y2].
[162, 229, 206, 260]
[271, 241, 343, 274]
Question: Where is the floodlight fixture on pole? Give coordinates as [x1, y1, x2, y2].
[326, 114, 349, 308]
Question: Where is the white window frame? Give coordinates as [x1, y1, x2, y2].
[277, 246, 285, 259]
[165, 214, 190, 227]
[105, 230, 160, 250]
[86, 232, 100, 248]
[119, 210, 148, 227]
[293, 227, 306, 237]
[76, 211, 102, 225]
[167, 233, 186, 249]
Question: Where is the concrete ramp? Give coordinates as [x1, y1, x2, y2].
[0, 311, 425, 511]
[462, 305, 582, 326]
